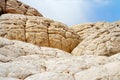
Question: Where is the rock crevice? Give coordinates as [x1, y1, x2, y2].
[0, 0, 120, 80]
[0, 14, 80, 52]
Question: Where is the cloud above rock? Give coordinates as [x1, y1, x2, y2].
[20, 0, 112, 26]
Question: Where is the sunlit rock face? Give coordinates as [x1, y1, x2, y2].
[0, 37, 120, 80]
[0, 14, 80, 52]
[72, 21, 120, 56]
[0, 0, 120, 80]
[71, 22, 110, 40]
[0, 0, 43, 16]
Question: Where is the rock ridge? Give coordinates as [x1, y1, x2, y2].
[0, 14, 80, 52]
[72, 21, 120, 56]
[0, 0, 120, 80]
[0, 0, 43, 16]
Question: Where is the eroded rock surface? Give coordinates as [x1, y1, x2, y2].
[25, 72, 74, 80]
[0, 37, 71, 62]
[0, 14, 80, 52]
[0, 37, 120, 80]
[0, 0, 120, 79]
[72, 21, 120, 56]
[0, 0, 43, 16]
[46, 55, 108, 74]
[71, 22, 110, 40]
[0, 77, 20, 80]
[0, 37, 71, 79]
[75, 61, 120, 80]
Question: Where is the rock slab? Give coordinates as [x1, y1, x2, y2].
[0, 37, 120, 80]
[72, 21, 120, 56]
[0, 14, 80, 52]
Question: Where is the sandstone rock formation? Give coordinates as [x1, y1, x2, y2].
[72, 21, 120, 56]
[0, 37, 120, 80]
[46, 55, 108, 74]
[0, 0, 120, 80]
[0, 77, 20, 80]
[0, 37, 71, 79]
[0, 0, 43, 16]
[25, 72, 74, 80]
[0, 37, 71, 62]
[71, 22, 110, 40]
[75, 61, 120, 80]
[0, 14, 80, 52]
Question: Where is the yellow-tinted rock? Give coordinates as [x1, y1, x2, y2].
[0, 0, 43, 16]
[72, 21, 120, 56]
[0, 14, 80, 52]
[71, 22, 110, 40]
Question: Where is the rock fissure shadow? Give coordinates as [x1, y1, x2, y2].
[0, 0, 6, 15]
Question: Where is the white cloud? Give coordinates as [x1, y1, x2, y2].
[20, 0, 111, 26]
[94, 0, 111, 5]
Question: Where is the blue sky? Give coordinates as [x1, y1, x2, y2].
[20, 0, 120, 26]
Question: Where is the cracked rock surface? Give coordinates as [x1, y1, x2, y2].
[72, 21, 120, 56]
[75, 61, 120, 80]
[0, 37, 71, 61]
[0, 14, 80, 52]
[71, 22, 110, 40]
[0, 37, 120, 80]
[0, 0, 120, 79]
[0, 0, 43, 16]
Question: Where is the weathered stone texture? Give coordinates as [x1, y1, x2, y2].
[0, 0, 43, 16]
[0, 37, 120, 80]
[25, 72, 74, 80]
[0, 14, 80, 52]
[0, 37, 71, 61]
[0, 0, 120, 79]
[71, 22, 110, 40]
[72, 21, 120, 56]
[75, 61, 120, 80]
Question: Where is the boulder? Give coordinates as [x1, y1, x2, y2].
[0, 37, 71, 62]
[71, 22, 110, 40]
[0, 14, 80, 52]
[0, 0, 43, 16]
[72, 21, 120, 56]
[0, 37, 71, 79]
[0, 37, 120, 80]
